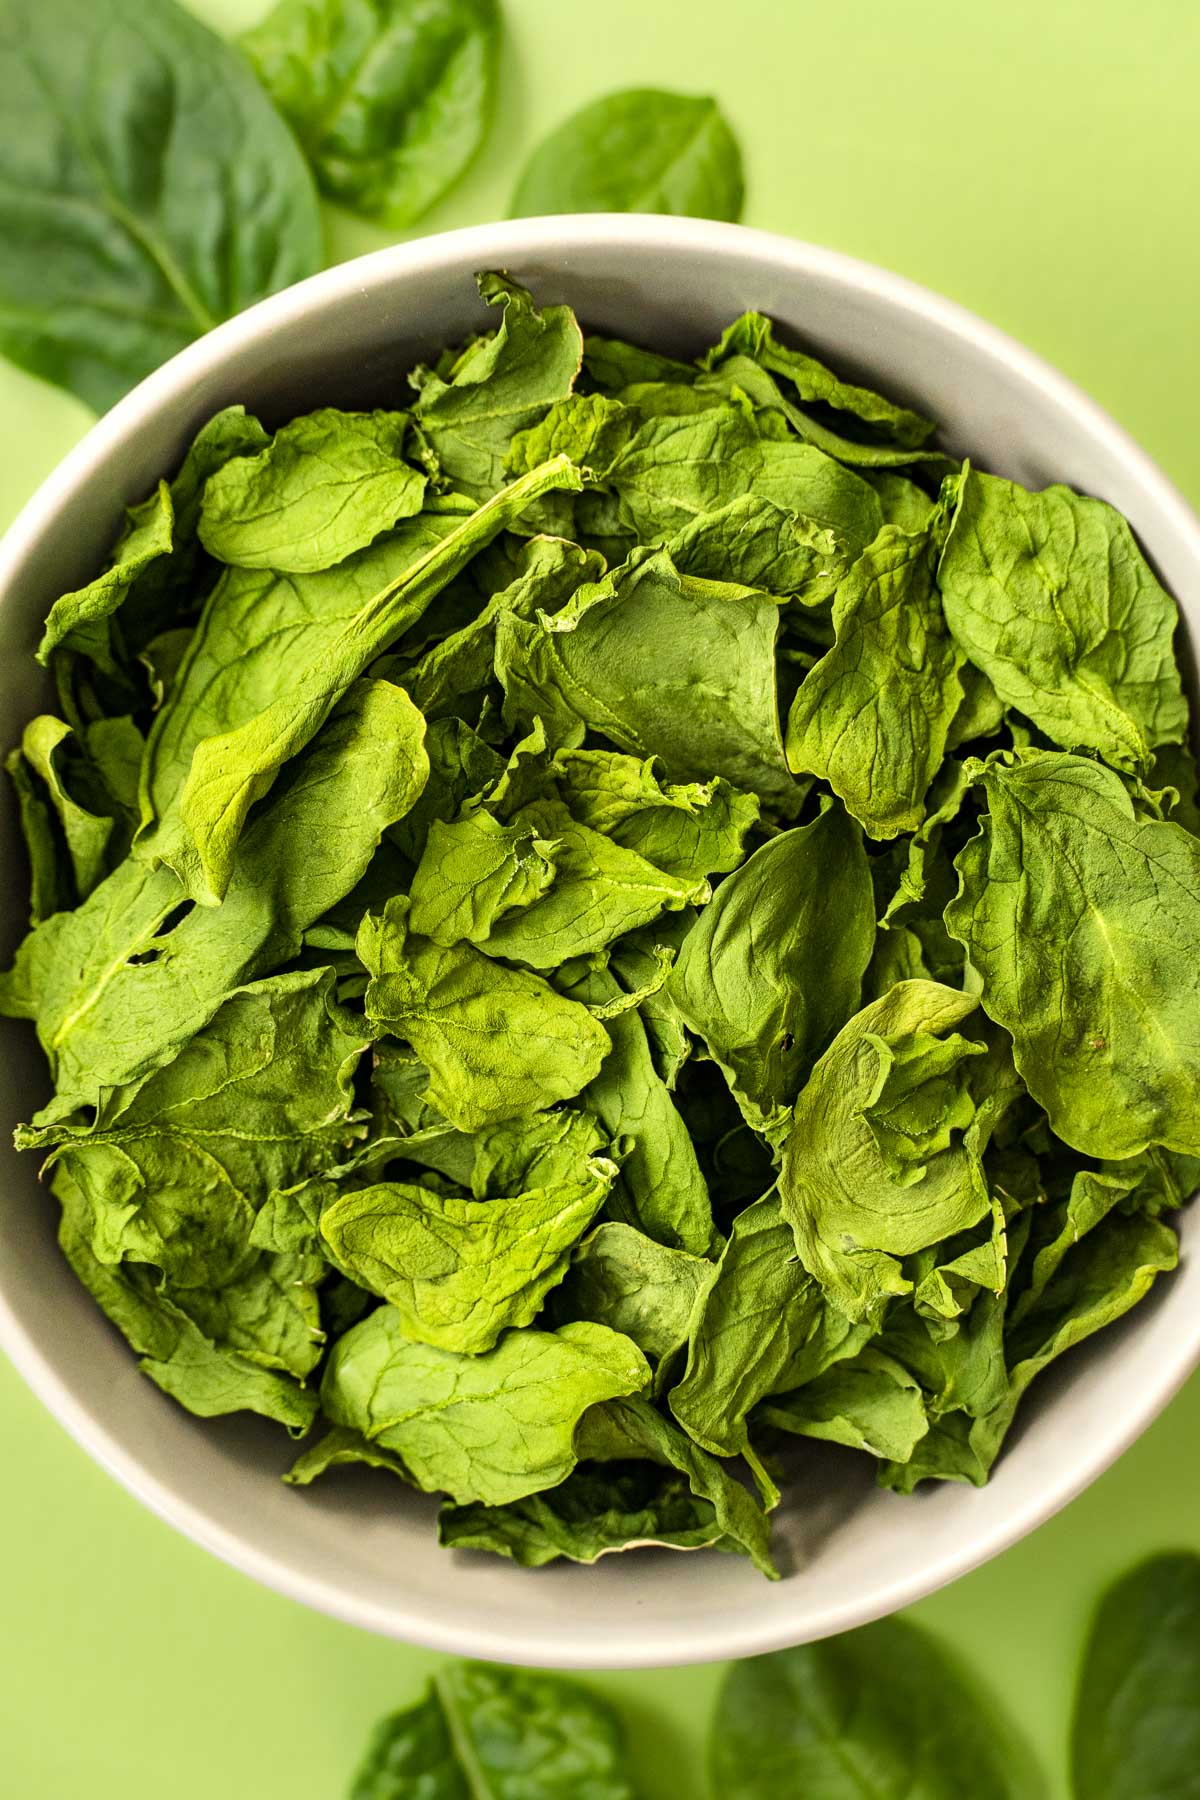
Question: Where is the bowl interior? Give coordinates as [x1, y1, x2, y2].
[2, 218, 1198, 1668]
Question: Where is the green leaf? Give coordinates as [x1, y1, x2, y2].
[701, 310, 937, 452]
[198, 410, 426, 573]
[939, 468, 1187, 772]
[596, 404, 884, 557]
[439, 1458, 734, 1567]
[709, 1617, 1032, 1799]
[55, 1165, 317, 1431]
[21, 966, 364, 1295]
[574, 1393, 777, 1577]
[412, 276, 584, 501]
[785, 491, 964, 838]
[136, 513, 464, 878]
[669, 801, 876, 1130]
[497, 546, 802, 812]
[560, 962, 713, 1255]
[244, 0, 499, 229]
[1072, 1553, 1200, 1800]
[0, 0, 320, 412]
[6, 716, 115, 917]
[171, 456, 581, 903]
[319, 1308, 649, 1504]
[553, 748, 759, 881]
[945, 750, 1200, 1159]
[408, 808, 559, 944]
[349, 1663, 636, 1800]
[317, 1155, 618, 1353]
[758, 1347, 930, 1463]
[36, 483, 174, 671]
[553, 1221, 714, 1372]
[358, 896, 612, 1131]
[511, 88, 744, 221]
[408, 534, 605, 722]
[667, 494, 846, 600]
[860, 1027, 985, 1183]
[2, 679, 426, 1117]
[779, 982, 990, 1322]
[669, 1193, 857, 1485]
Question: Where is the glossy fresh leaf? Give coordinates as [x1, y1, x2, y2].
[511, 88, 744, 221]
[1072, 1552, 1200, 1800]
[245, 0, 499, 229]
[709, 1617, 1029, 1799]
[0, 0, 320, 411]
[349, 1663, 636, 1800]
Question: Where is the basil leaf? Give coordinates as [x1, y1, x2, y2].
[511, 87, 744, 221]
[244, 0, 499, 228]
[0, 0, 319, 411]
[709, 1618, 1029, 1799]
[349, 1663, 636, 1800]
[1072, 1553, 1200, 1800]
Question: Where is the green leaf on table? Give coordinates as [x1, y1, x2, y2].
[511, 87, 744, 221]
[317, 1154, 618, 1352]
[939, 468, 1187, 772]
[358, 895, 611, 1131]
[709, 1616, 1031, 1799]
[785, 486, 964, 838]
[318, 1307, 648, 1504]
[198, 410, 426, 572]
[244, 0, 499, 229]
[349, 1662, 636, 1800]
[669, 801, 875, 1130]
[0, 0, 320, 412]
[1072, 1552, 1200, 1800]
[945, 750, 1200, 1159]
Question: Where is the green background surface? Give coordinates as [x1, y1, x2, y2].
[2, 0, 1199, 1792]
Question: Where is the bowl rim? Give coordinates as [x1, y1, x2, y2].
[2, 212, 1200, 1669]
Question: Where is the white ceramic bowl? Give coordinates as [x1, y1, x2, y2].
[2, 217, 1199, 1670]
